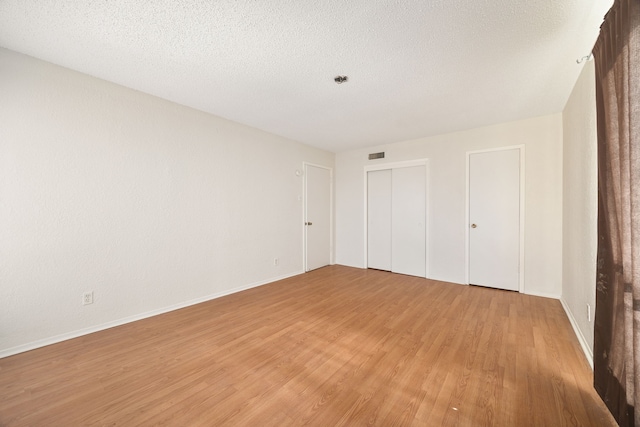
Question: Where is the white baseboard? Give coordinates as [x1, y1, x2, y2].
[524, 290, 561, 299]
[0, 270, 304, 359]
[560, 298, 594, 369]
[520, 291, 593, 369]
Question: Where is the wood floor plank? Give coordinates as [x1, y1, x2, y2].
[0, 265, 616, 426]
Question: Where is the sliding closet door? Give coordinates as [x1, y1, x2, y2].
[367, 170, 392, 271]
[367, 164, 427, 278]
[391, 165, 426, 277]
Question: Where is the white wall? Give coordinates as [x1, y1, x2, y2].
[336, 115, 564, 297]
[561, 60, 597, 364]
[0, 48, 334, 356]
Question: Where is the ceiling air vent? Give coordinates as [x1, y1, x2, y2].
[368, 152, 385, 160]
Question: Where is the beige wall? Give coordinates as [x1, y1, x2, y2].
[561, 60, 598, 364]
[336, 114, 564, 298]
[0, 48, 334, 356]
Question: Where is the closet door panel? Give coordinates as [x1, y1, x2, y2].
[367, 170, 392, 271]
[391, 166, 426, 277]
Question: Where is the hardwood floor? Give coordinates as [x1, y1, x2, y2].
[0, 265, 616, 426]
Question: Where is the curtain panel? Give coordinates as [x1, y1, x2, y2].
[593, 0, 640, 426]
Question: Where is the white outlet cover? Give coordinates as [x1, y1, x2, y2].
[83, 292, 94, 305]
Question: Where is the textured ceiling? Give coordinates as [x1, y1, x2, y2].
[0, 0, 611, 152]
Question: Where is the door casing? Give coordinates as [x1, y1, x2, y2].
[363, 159, 430, 278]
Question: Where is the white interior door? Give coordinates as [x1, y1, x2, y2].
[367, 170, 392, 270]
[469, 149, 520, 291]
[391, 165, 426, 277]
[305, 164, 331, 271]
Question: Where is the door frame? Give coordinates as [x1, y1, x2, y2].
[303, 162, 334, 272]
[363, 159, 430, 277]
[465, 145, 525, 292]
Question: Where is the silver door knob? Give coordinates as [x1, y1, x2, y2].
[471, 224, 477, 228]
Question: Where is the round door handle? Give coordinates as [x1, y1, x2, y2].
[471, 224, 477, 228]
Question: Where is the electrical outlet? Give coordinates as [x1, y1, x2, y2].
[587, 304, 591, 322]
[274, 258, 279, 266]
[83, 291, 94, 305]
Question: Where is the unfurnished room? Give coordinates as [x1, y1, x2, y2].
[1, 0, 639, 426]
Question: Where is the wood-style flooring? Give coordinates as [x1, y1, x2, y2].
[0, 265, 616, 426]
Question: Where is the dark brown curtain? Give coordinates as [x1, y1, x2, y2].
[593, 0, 640, 426]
